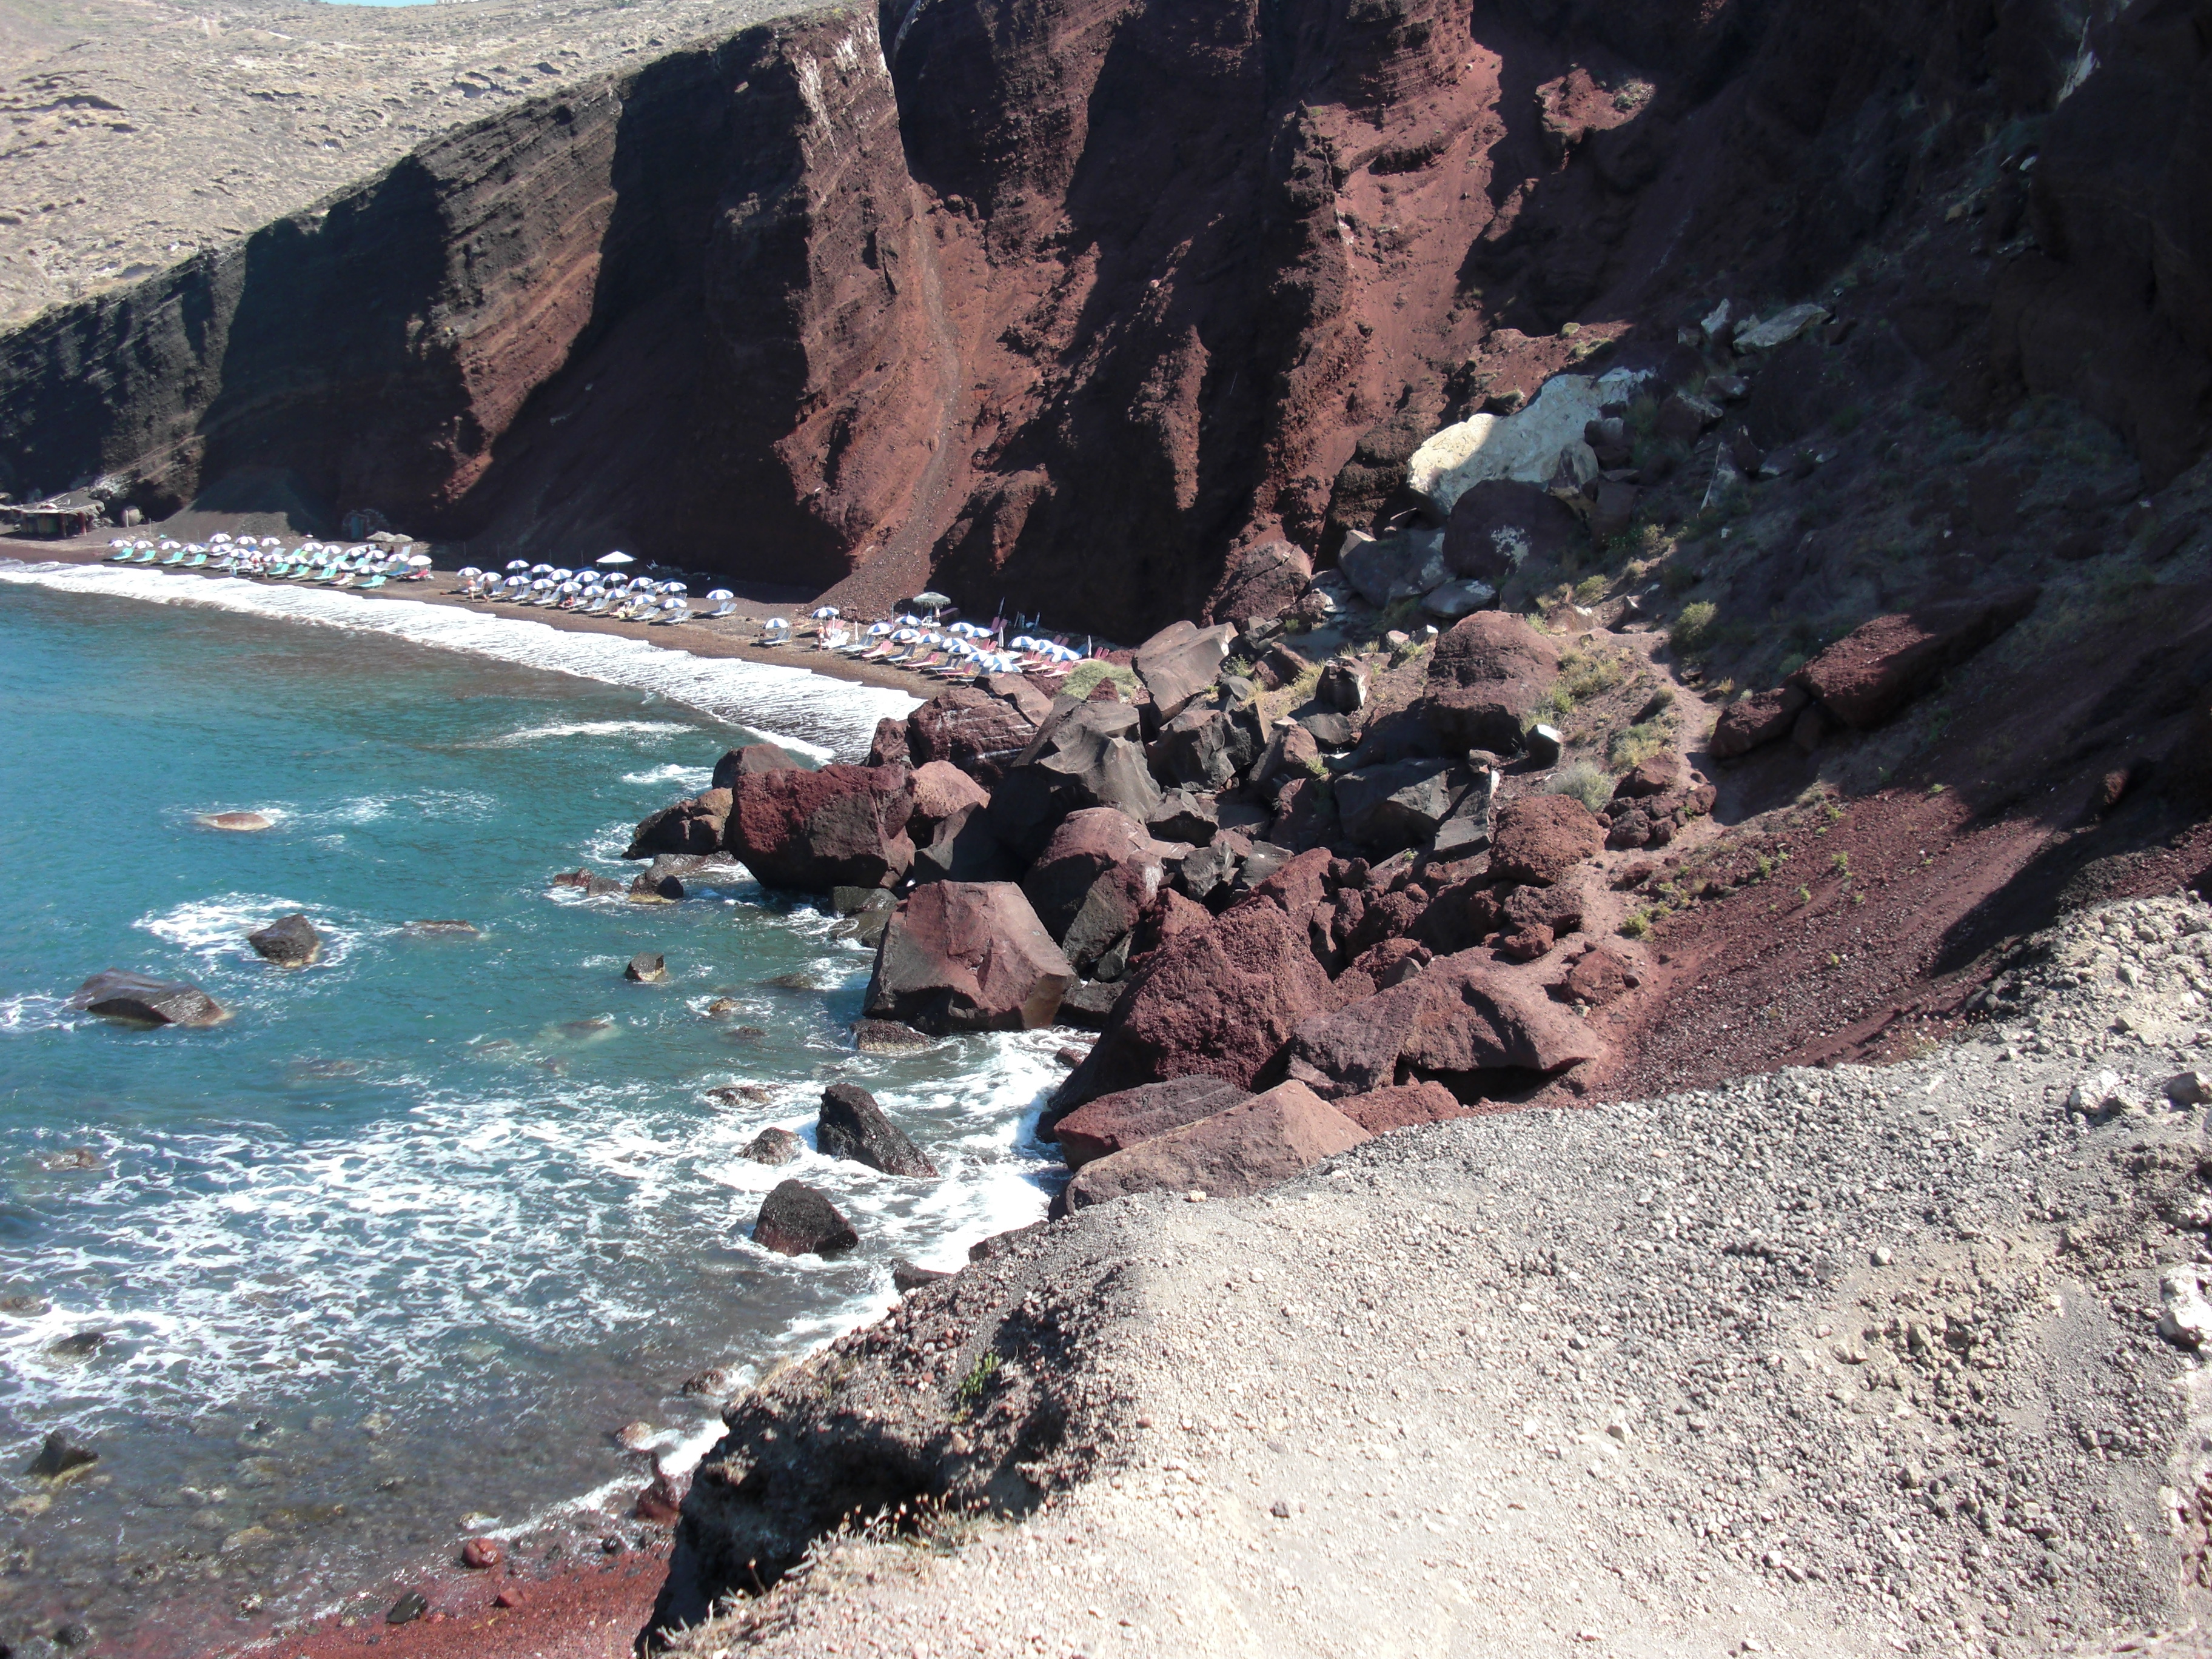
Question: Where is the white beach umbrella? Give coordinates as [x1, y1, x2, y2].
[706, 589, 734, 602]
[596, 551, 634, 566]
[812, 606, 840, 618]
[407, 553, 431, 568]
[764, 615, 789, 630]
[457, 566, 483, 580]
[505, 559, 529, 572]
[210, 533, 232, 544]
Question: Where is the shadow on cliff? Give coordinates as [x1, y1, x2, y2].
[193, 156, 463, 526]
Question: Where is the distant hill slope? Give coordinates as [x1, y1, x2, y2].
[0, 0, 813, 330]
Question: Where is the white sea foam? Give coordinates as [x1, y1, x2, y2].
[0, 561, 918, 760]
[622, 763, 717, 789]
[0, 1021, 1064, 1429]
[478, 719, 699, 748]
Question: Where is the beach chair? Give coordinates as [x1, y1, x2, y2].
[360, 574, 386, 591]
[106, 545, 133, 561]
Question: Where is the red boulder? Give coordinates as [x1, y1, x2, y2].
[865, 881, 1074, 1033]
[1488, 795, 1604, 886]
[1416, 613, 1562, 752]
[1332, 1081, 1472, 1134]
[1053, 891, 1342, 1109]
[1063, 1081, 1368, 1209]
[1286, 949, 1602, 1097]
[1022, 808, 1172, 974]
[1789, 588, 2040, 730]
[1049, 1076, 1251, 1167]
[907, 685, 1044, 783]
[723, 765, 913, 892]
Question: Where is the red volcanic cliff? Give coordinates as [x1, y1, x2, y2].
[1, 0, 2206, 637]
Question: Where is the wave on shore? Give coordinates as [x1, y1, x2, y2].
[0, 560, 917, 760]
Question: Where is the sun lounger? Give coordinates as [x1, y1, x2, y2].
[360, 574, 386, 591]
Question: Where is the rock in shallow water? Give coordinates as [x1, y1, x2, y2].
[66, 970, 227, 1028]
[246, 913, 321, 967]
[816, 1083, 936, 1178]
[623, 953, 668, 984]
[195, 810, 273, 832]
[751, 1181, 859, 1256]
[741, 1127, 801, 1165]
[25, 1430, 96, 1478]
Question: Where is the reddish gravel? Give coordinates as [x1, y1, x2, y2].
[210, 1550, 668, 1659]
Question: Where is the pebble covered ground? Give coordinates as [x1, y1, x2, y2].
[657, 891, 2212, 1658]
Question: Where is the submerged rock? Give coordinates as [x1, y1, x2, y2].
[196, 811, 273, 832]
[624, 953, 669, 984]
[246, 913, 321, 967]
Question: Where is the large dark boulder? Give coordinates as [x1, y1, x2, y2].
[1335, 759, 1483, 854]
[864, 882, 1073, 1033]
[910, 803, 1020, 886]
[1147, 703, 1260, 792]
[1047, 1076, 1250, 1167]
[1285, 950, 1602, 1097]
[1132, 620, 1235, 723]
[1443, 480, 1581, 587]
[1062, 1082, 1367, 1209]
[1210, 540, 1312, 626]
[989, 703, 1161, 860]
[724, 765, 913, 892]
[711, 744, 801, 789]
[67, 970, 227, 1028]
[1413, 612, 1561, 752]
[751, 1182, 858, 1256]
[625, 788, 733, 859]
[1021, 808, 1170, 975]
[906, 685, 1043, 784]
[816, 1083, 937, 1178]
[1709, 685, 1809, 759]
[247, 913, 322, 968]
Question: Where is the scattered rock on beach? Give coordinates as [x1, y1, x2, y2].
[892, 1259, 951, 1293]
[624, 953, 669, 984]
[386, 1591, 427, 1626]
[66, 970, 227, 1028]
[816, 1083, 937, 1178]
[751, 1181, 859, 1256]
[458, 1538, 503, 1569]
[246, 913, 321, 967]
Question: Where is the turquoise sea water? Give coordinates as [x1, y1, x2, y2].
[0, 565, 1062, 1653]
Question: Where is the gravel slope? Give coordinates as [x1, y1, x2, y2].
[654, 890, 2212, 1658]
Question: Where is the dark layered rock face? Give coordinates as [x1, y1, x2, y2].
[0, 1, 2193, 626]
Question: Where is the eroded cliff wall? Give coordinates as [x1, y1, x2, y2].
[1, 0, 2205, 636]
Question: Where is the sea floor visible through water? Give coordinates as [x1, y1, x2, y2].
[0, 565, 1067, 1655]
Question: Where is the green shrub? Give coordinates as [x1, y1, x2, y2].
[1061, 660, 1141, 700]
[1607, 721, 1670, 771]
[1573, 574, 1609, 606]
[1671, 600, 1720, 654]
[1618, 910, 1652, 940]
[1547, 762, 1612, 813]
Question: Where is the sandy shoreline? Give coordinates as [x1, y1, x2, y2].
[5, 535, 947, 706]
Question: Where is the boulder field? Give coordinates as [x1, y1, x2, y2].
[622, 608, 1720, 1216]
